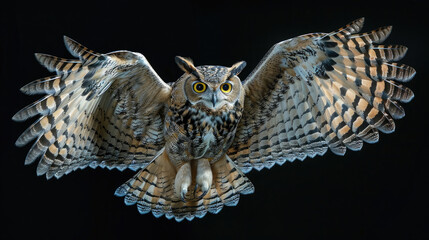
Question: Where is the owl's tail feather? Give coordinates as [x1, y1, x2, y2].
[115, 151, 254, 221]
[168, 155, 255, 221]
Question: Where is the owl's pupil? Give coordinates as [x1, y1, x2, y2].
[222, 84, 229, 91]
[196, 84, 204, 91]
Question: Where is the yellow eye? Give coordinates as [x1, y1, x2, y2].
[193, 82, 207, 93]
[220, 83, 232, 93]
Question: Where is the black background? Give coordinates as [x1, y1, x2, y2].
[2, 0, 428, 239]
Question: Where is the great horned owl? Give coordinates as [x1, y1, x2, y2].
[13, 18, 415, 221]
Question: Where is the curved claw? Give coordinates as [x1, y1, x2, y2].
[197, 189, 208, 200]
[181, 190, 187, 203]
[194, 184, 199, 195]
[193, 183, 209, 200]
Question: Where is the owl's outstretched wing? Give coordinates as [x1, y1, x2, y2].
[228, 18, 415, 173]
[13, 36, 171, 179]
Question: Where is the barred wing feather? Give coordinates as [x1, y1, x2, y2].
[13, 36, 171, 179]
[228, 18, 415, 173]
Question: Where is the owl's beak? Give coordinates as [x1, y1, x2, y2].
[211, 94, 217, 108]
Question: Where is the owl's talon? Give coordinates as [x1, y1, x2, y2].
[180, 189, 188, 203]
[193, 183, 209, 200]
[193, 184, 199, 195]
[197, 189, 209, 200]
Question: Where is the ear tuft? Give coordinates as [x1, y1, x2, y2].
[175, 56, 196, 73]
[229, 61, 247, 76]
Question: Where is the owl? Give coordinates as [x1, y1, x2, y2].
[14, 18, 415, 221]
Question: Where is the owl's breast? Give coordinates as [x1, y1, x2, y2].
[165, 101, 243, 161]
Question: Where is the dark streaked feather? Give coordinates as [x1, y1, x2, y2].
[14, 36, 171, 178]
[229, 18, 415, 172]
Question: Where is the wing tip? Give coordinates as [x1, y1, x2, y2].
[407, 67, 417, 82]
[380, 25, 393, 41]
[11, 108, 32, 122]
[19, 84, 31, 95]
[63, 35, 80, 57]
[34, 52, 44, 63]
[24, 154, 38, 166]
[395, 65, 416, 83]
[34, 53, 57, 72]
[404, 89, 415, 103]
[63, 35, 72, 43]
[11, 112, 23, 122]
[355, 17, 365, 25]
[15, 137, 27, 147]
[63, 36, 99, 60]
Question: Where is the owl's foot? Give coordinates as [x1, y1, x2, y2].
[174, 162, 192, 202]
[195, 158, 212, 200]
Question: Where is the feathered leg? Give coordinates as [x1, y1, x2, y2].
[174, 161, 192, 202]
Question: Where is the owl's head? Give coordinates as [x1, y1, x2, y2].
[173, 56, 246, 111]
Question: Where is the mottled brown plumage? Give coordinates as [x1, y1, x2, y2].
[14, 18, 415, 221]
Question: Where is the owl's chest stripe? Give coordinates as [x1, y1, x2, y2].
[167, 102, 242, 142]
